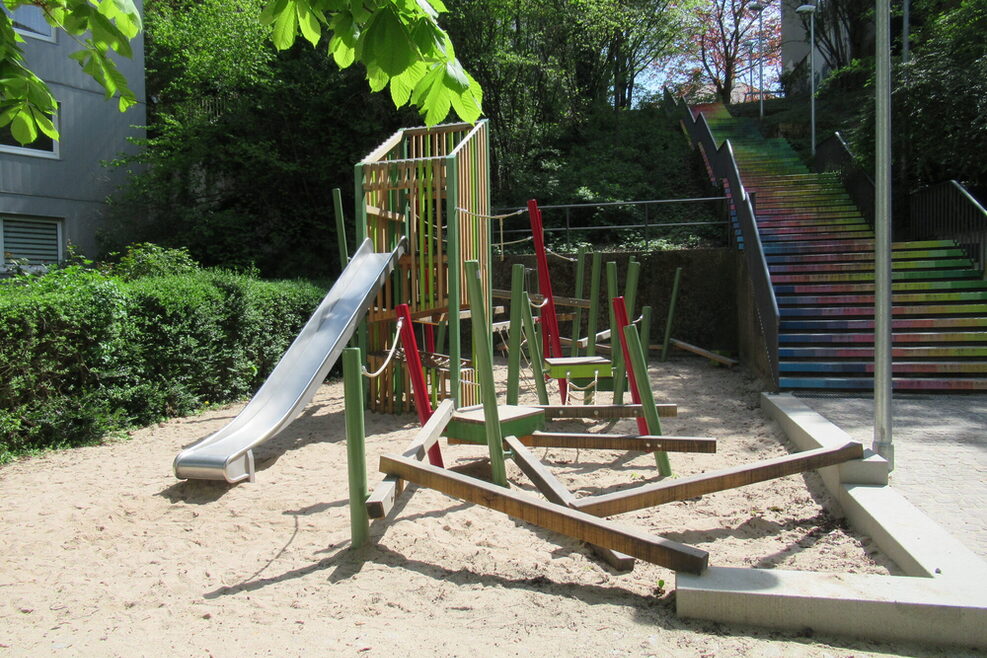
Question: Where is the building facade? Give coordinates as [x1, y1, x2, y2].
[1, 4, 145, 267]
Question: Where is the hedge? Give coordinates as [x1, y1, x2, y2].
[0, 250, 324, 463]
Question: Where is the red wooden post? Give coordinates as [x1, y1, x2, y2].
[527, 199, 568, 403]
[396, 303, 444, 466]
[613, 297, 649, 435]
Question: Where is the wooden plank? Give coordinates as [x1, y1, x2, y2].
[366, 399, 455, 519]
[573, 442, 865, 517]
[366, 204, 405, 223]
[379, 454, 708, 573]
[492, 289, 592, 309]
[523, 432, 716, 454]
[669, 339, 738, 367]
[504, 435, 635, 572]
[535, 403, 677, 419]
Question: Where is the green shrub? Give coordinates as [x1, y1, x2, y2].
[0, 254, 324, 463]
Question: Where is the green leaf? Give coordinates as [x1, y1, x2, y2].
[10, 109, 37, 145]
[389, 61, 425, 107]
[295, 0, 321, 46]
[328, 34, 355, 68]
[272, 0, 299, 50]
[29, 106, 59, 141]
[366, 64, 389, 92]
[365, 7, 415, 76]
[443, 59, 469, 93]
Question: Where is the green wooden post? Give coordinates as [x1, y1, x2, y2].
[343, 347, 370, 547]
[446, 157, 461, 405]
[584, 253, 602, 404]
[624, 259, 641, 326]
[507, 264, 525, 405]
[465, 261, 508, 487]
[661, 267, 683, 362]
[624, 325, 672, 476]
[332, 187, 349, 268]
[607, 261, 626, 404]
[570, 246, 588, 357]
[352, 164, 369, 395]
[641, 306, 653, 361]
[521, 284, 550, 405]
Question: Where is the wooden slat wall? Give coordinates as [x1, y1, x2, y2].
[359, 121, 489, 413]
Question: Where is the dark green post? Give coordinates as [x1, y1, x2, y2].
[661, 267, 683, 362]
[343, 347, 370, 547]
[332, 188, 349, 268]
[607, 262, 626, 404]
[624, 325, 672, 476]
[641, 306, 653, 361]
[465, 260, 508, 487]
[585, 253, 602, 404]
[507, 264, 525, 405]
[521, 284, 550, 405]
[570, 246, 588, 357]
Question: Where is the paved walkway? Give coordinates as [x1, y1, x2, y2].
[795, 393, 987, 560]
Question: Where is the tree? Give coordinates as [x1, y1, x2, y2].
[662, 0, 781, 104]
[1, 0, 482, 146]
[784, 0, 872, 73]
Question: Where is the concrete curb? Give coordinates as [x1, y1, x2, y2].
[674, 393, 987, 648]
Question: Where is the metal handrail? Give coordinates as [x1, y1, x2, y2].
[668, 91, 780, 383]
[910, 179, 987, 274]
[812, 131, 875, 229]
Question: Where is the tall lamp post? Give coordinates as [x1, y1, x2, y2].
[749, 2, 766, 119]
[796, 3, 817, 156]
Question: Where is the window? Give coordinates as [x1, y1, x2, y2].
[1, 216, 63, 267]
[10, 5, 54, 41]
[0, 106, 59, 159]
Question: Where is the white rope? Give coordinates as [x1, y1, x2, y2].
[528, 295, 549, 309]
[495, 235, 534, 247]
[545, 247, 577, 263]
[362, 318, 405, 379]
[566, 375, 598, 392]
[455, 207, 526, 221]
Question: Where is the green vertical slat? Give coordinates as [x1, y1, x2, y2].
[623, 325, 672, 476]
[606, 261, 626, 404]
[332, 187, 349, 268]
[661, 267, 683, 362]
[507, 263, 525, 405]
[465, 260, 508, 487]
[570, 247, 587, 357]
[585, 253, 602, 404]
[343, 347, 370, 547]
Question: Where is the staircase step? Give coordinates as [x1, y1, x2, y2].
[770, 259, 974, 274]
[775, 279, 987, 294]
[778, 376, 987, 391]
[779, 345, 987, 358]
[767, 248, 968, 264]
[771, 269, 981, 284]
[779, 317, 987, 331]
[779, 361, 987, 374]
[762, 239, 957, 255]
[778, 332, 987, 345]
[776, 290, 987, 306]
[779, 303, 987, 318]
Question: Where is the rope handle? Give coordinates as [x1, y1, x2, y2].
[362, 317, 405, 379]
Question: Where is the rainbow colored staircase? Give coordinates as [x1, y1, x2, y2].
[694, 103, 987, 391]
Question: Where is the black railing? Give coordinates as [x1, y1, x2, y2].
[812, 132, 875, 229]
[664, 90, 780, 383]
[910, 180, 987, 275]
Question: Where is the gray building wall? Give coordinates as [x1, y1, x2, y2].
[0, 3, 146, 261]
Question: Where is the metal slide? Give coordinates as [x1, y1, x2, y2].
[174, 238, 404, 483]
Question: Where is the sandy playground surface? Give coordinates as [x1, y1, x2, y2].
[0, 358, 967, 656]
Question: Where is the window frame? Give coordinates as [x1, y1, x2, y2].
[0, 215, 65, 271]
[0, 103, 60, 160]
[10, 5, 56, 43]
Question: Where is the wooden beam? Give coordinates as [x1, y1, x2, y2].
[534, 403, 677, 419]
[365, 204, 405, 223]
[523, 432, 716, 454]
[573, 442, 865, 517]
[366, 399, 455, 519]
[492, 289, 592, 309]
[379, 454, 708, 573]
[669, 339, 738, 367]
[504, 436, 635, 572]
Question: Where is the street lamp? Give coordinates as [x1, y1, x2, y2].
[749, 2, 766, 119]
[796, 3, 817, 157]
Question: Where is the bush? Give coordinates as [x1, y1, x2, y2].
[0, 253, 324, 463]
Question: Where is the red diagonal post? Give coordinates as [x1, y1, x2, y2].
[613, 297, 649, 435]
[527, 199, 567, 403]
[396, 303, 443, 466]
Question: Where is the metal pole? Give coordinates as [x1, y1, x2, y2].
[874, 0, 894, 469]
[809, 11, 816, 157]
[902, 0, 910, 64]
[758, 8, 765, 119]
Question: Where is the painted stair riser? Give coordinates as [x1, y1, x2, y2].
[776, 291, 987, 305]
[779, 304, 987, 318]
[778, 332, 987, 345]
[767, 249, 968, 264]
[778, 377, 987, 391]
[770, 259, 974, 274]
[780, 317, 987, 330]
[762, 239, 958, 255]
[779, 346, 987, 358]
[774, 280, 987, 294]
[771, 269, 980, 284]
[780, 362, 987, 374]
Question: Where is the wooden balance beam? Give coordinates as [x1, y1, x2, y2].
[572, 441, 864, 517]
[519, 432, 716, 453]
[366, 399, 456, 519]
[379, 454, 709, 574]
[669, 339, 738, 367]
[534, 404, 677, 420]
[504, 435, 635, 572]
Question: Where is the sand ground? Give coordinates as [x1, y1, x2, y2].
[0, 358, 968, 656]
